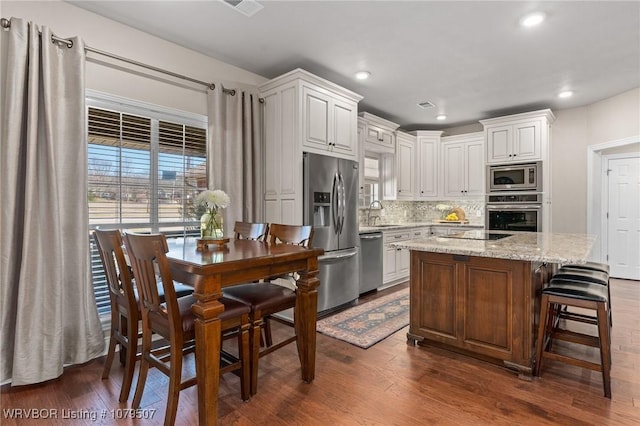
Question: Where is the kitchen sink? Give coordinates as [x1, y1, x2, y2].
[371, 224, 400, 227]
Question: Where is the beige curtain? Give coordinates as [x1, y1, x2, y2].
[207, 86, 263, 235]
[0, 18, 104, 385]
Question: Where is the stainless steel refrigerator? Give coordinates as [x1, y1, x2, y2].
[303, 152, 360, 313]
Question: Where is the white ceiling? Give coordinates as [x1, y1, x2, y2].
[68, 1, 640, 130]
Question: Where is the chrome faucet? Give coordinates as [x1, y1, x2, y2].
[367, 200, 384, 226]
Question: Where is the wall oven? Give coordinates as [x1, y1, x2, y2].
[486, 193, 542, 232]
[487, 161, 542, 192]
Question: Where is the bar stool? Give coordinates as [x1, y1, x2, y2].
[534, 278, 612, 398]
[561, 261, 609, 275]
[554, 265, 612, 326]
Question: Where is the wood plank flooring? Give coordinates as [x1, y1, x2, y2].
[2, 278, 639, 425]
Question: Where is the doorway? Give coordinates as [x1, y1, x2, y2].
[604, 155, 640, 279]
[587, 135, 639, 278]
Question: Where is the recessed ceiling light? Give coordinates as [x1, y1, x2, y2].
[355, 71, 371, 80]
[520, 12, 546, 28]
[436, 114, 447, 121]
[558, 90, 574, 99]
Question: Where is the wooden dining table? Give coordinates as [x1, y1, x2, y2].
[165, 237, 324, 425]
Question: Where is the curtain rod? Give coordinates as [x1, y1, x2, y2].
[1, 17, 240, 96]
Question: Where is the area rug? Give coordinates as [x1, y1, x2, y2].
[316, 287, 410, 349]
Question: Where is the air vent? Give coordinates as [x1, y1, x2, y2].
[221, 0, 264, 17]
[417, 101, 436, 109]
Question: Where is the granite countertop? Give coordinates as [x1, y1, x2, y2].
[359, 222, 484, 233]
[391, 230, 596, 264]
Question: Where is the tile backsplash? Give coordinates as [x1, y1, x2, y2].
[359, 198, 485, 226]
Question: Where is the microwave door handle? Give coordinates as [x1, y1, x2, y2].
[487, 204, 542, 210]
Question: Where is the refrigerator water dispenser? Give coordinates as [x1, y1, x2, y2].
[313, 192, 330, 227]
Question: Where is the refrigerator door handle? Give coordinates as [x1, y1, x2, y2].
[332, 172, 340, 234]
[318, 248, 358, 262]
[338, 172, 346, 234]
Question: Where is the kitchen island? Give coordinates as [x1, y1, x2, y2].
[392, 230, 596, 379]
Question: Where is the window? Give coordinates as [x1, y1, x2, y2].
[363, 154, 381, 207]
[87, 93, 207, 315]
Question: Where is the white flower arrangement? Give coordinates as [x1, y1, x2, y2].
[435, 204, 451, 212]
[196, 189, 230, 238]
[195, 189, 230, 210]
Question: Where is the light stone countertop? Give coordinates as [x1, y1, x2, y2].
[359, 222, 484, 234]
[391, 230, 596, 264]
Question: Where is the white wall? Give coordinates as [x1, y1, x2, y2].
[1, 0, 267, 115]
[552, 88, 640, 233]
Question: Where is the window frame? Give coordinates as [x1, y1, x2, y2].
[86, 90, 208, 317]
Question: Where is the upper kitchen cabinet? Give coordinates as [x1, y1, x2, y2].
[441, 132, 484, 198]
[396, 132, 417, 199]
[358, 112, 400, 202]
[481, 109, 555, 164]
[302, 85, 360, 159]
[259, 69, 362, 224]
[359, 112, 398, 154]
[412, 130, 443, 200]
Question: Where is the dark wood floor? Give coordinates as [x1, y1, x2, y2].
[2, 279, 639, 425]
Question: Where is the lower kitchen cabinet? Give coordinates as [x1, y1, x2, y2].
[382, 227, 428, 285]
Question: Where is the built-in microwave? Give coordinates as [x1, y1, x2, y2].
[487, 161, 542, 192]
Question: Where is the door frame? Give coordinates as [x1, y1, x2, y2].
[587, 135, 640, 261]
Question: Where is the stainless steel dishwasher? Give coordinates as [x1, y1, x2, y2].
[359, 232, 383, 294]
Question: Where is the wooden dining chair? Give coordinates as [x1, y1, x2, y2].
[223, 223, 314, 395]
[234, 221, 269, 241]
[94, 229, 194, 403]
[93, 229, 140, 403]
[123, 232, 252, 425]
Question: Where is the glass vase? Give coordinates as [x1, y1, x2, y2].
[201, 211, 224, 239]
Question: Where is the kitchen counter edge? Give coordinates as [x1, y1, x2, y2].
[390, 232, 596, 264]
[359, 222, 484, 234]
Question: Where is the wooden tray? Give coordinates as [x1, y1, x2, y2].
[196, 237, 230, 250]
[436, 220, 470, 224]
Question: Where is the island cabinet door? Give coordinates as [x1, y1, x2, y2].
[409, 253, 461, 343]
[460, 257, 527, 361]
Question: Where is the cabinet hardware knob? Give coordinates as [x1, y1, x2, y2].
[378, 138, 384, 142]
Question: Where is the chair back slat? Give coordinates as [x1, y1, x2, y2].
[123, 233, 180, 325]
[234, 222, 269, 241]
[93, 229, 137, 312]
[268, 224, 314, 247]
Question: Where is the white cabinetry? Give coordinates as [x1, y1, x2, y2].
[302, 85, 359, 159]
[481, 110, 555, 165]
[358, 113, 400, 202]
[396, 132, 417, 199]
[259, 69, 362, 224]
[382, 227, 428, 286]
[481, 109, 555, 232]
[413, 131, 443, 199]
[359, 112, 396, 154]
[441, 132, 485, 198]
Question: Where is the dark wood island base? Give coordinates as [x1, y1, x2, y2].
[407, 251, 556, 379]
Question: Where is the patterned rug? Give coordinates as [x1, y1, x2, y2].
[316, 287, 410, 349]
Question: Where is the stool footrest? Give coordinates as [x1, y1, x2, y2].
[542, 351, 603, 372]
[558, 310, 598, 325]
[551, 328, 600, 347]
